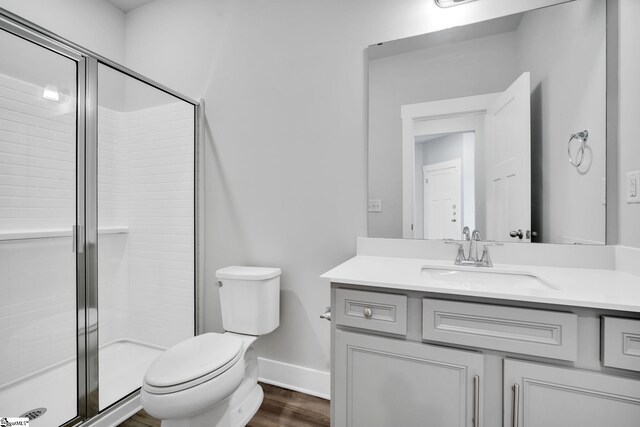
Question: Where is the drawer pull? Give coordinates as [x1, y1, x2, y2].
[363, 307, 373, 318]
[473, 375, 480, 427]
[512, 383, 520, 427]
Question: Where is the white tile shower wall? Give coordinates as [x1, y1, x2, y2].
[0, 71, 194, 385]
[0, 73, 77, 385]
[97, 107, 130, 347]
[0, 73, 76, 230]
[125, 102, 195, 348]
[0, 238, 76, 387]
[96, 101, 194, 351]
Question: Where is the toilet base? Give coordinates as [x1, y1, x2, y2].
[160, 398, 232, 427]
[230, 384, 263, 426]
[155, 384, 263, 427]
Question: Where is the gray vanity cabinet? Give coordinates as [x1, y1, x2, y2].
[330, 284, 640, 426]
[503, 359, 640, 427]
[334, 329, 483, 427]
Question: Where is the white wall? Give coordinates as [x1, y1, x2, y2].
[0, 0, 126, 63]
[122, 0, 571, 387]
[618, 0, 640, 247]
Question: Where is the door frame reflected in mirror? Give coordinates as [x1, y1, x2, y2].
[402, 93, 496, 239]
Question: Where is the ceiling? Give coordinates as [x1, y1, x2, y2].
[106, 0, 156, 13]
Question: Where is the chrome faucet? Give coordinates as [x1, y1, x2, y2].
[445, 228, 502, 267]
[469, 229, 482, 262]
[462, 226, 471, 242]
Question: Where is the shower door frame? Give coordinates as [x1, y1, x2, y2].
[0, 8, 202, 427]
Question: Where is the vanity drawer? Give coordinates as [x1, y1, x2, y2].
[422, 298, 578, 361]
[602, 317, 640, 371]
[335, 288, 407, 335]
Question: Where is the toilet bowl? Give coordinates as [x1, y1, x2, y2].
[141, 266, 280, 427]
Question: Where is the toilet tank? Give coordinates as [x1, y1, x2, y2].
[216, 266, 281, 335]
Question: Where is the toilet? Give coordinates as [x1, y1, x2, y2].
[141, 266, 281, 427]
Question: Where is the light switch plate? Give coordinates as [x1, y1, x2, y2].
[368, 199, 383, 212]
[627, 170, 640, 204]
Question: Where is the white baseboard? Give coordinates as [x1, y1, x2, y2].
[258, 357, 330, 400]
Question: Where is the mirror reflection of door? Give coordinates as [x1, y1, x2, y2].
[486, 72, 531, 242]
[423, 160, 462, 240]
[415, 132, 476, 240]
[403, 72, 531, 241]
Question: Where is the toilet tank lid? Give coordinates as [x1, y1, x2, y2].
[216, 266, 281, 280]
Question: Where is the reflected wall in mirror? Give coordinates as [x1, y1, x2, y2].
[368, 0, 607, 244]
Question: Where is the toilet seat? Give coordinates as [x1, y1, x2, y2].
[143, 333, 243, 395]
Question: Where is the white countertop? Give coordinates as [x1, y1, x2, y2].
[320, 255, 640, 312]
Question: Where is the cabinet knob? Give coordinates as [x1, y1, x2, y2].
[363, 307, 373, 318]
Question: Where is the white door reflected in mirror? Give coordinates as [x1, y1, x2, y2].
[403, 72, 531, 241]
[423, 159, 462, 240]
[485, 72, 531, 243]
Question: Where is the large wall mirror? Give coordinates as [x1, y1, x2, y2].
[367, 0, 608, 244]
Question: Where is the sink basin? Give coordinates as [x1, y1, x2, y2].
[420, 266, 560, 292]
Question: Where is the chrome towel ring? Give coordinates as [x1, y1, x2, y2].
[568, 130, 588, 167]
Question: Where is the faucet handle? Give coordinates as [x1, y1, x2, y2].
[480, 242, 502, 267]
[445, 240, 465, 265]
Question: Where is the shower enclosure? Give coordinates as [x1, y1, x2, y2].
[0, 10, 199, 427]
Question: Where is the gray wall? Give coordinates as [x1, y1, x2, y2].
[619, 0, 640, 248]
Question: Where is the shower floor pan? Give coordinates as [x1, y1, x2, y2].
[0, 340, 164, 427]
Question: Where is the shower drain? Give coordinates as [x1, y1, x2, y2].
[19, 408, 47, 421]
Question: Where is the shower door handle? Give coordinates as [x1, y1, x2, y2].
[73, 225, 84, 253]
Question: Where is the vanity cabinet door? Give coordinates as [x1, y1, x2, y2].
[334, 330, 483, 427]
[504, 359, 640, 427]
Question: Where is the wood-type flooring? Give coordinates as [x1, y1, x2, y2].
[117, 383, 330, 427]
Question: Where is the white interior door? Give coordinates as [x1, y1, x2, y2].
[485, 72, 531, 242]
[423, 160, 462, 240]
[401, 93, 498, 238]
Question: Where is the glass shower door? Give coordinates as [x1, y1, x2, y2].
[0, 23, 83, 427]
[96, 63, 195, 411]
